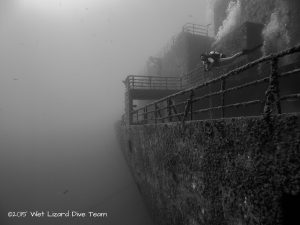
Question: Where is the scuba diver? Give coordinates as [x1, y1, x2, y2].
[200, 44, 263, 72]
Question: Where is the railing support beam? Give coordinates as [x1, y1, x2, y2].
[154, 103, 158, 124]
[190, 91, 194, 120]
[167, 98, 172, 122]
[221, 78, 225, 118]
[264, 58, 282, 117]
[144, 107, 148, 124]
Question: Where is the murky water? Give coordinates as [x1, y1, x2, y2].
[0, 125, 155, 225]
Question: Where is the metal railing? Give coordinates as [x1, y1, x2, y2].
[181, 66, 205, 87]
[182, 23, 209, 36]
[180, 59, 251, 89]
[128, 45, 300, 125]
[125, 75, 182, 90]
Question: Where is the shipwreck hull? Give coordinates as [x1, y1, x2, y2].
[117, 114, 300, 225]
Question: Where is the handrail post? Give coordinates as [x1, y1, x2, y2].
[170, 99, 180, 121]
[167, 98, 172, 122]
[273, 59, 282, 114]
[190, 90, 194, 120]
[144, 107, 148, 124]
[127, 77, 130, 89]
[154, 103, 158, 124]
[182, 91, 194, 124]
[209, 82, 213, 119]
[221, 78, 226, 118]
[264, 58, 281, 117]
[132, 77, 135, 89]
